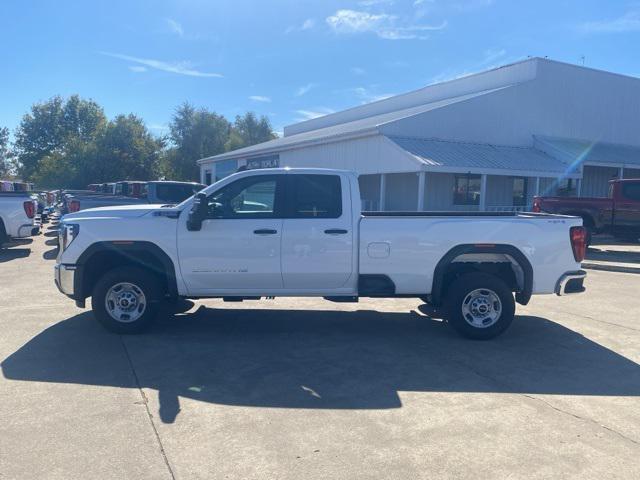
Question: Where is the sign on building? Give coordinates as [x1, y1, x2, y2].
[246, 155, 280, 170]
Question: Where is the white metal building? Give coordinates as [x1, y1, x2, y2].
[198, 58, 640, 211]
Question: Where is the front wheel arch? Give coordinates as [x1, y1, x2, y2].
[76, 241, 178, 302]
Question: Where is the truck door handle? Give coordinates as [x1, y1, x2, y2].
[325, 229, 348, 235]
[253, 229, 278, 235]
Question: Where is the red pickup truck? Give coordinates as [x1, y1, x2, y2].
[532, 179, 640, 244]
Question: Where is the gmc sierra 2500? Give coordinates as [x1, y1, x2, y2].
[55, 168, 587, 339]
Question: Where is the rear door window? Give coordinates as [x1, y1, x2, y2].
[622, 183, 640, 201]
[288, 175, 342, 218]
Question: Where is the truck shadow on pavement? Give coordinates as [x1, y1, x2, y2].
[3, 307, 640, 424]
[0, 247, 31, 262]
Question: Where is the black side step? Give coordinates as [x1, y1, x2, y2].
[222, 297, 261, 302]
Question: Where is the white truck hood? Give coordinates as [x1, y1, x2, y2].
[62, 204, 173, 220]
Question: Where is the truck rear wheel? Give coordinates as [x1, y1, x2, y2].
[445, 273, 515, 340]
[91, 266, 161, 334]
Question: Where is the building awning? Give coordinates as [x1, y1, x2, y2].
[388, 136, 579, 178]
[534, 136, 640, 169]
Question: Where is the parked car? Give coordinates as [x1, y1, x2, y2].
[63, 181, 205, 213]
[0, 191, 38, 246]
[54, 168, 587, 339]
[533, 178, 640, 243]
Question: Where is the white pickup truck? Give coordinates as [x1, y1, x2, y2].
[0, 192, 38, 246]
[55, 168, 587, 339]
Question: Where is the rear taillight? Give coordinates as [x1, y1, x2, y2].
[570, 226, 586, 262]
[69, 200, 81, 213]
[23, 201, 35, 219]
[532, 197, 541, 213]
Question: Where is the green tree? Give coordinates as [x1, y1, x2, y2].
[0, 127, 12, 178]
[226, 112, 277, 152]
[162, 103, 231, 181]
[95, 114, 164, 182]
[30, 114, 162, 189]
[14, 95, 106, 180]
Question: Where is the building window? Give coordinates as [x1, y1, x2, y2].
[204, 170, 212, 185]
[556, 178, 577, 197]
[512, 177, 528, 206]
[215, 159, 238, 181]
[453, 174, 481, 205]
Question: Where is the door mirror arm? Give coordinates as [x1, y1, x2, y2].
[187, 193, 207, 231]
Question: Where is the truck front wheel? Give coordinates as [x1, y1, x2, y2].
[445, 273, 515, 340]
[91, 266, 161, 334]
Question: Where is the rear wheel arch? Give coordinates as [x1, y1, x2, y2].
[76, 241, 178, 301]
[429, 244, 533, 307]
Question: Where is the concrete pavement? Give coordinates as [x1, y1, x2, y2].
[1, 227, 639, 479]
[583, 237, 640, 274]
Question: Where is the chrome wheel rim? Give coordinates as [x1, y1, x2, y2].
[461, 288, 502, 328]
[105, 282, 147, 323]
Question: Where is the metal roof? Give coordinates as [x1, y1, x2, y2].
[198, 86, 512, 164]
[388, 136, 579, 178]
[535, 136, 640, 168]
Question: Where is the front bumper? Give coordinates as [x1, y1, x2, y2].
[556, 270, 587, 296]
[54, 263, 76, 296]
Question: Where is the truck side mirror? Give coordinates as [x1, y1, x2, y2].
[187, 193, 207, 231]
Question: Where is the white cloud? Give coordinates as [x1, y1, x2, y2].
[295, 108, 335, 121]
[166, 18, 184, 37]
[285, 18, 315, 34]
[295, 83, 316, 96]
[580, 10, 640, 33]
[101, 52, 223, 78]
[128, 65, 147, 73]
[326, 9, 447, 40]
[353, 86, 395, 103]
[351, 66, 366, 75]
[249, 95, 271, 103]
[481, 48, 506, 65]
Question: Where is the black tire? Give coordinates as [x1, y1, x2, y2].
[445, 272, 515, 340]
[91, 266, 162, 334]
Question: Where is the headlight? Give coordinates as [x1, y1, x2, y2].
[59, 223, 80, 251]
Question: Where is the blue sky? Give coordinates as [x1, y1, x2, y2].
[2, 0, 640, 137]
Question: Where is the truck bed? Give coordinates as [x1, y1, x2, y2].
[358, 212, 583, 296]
